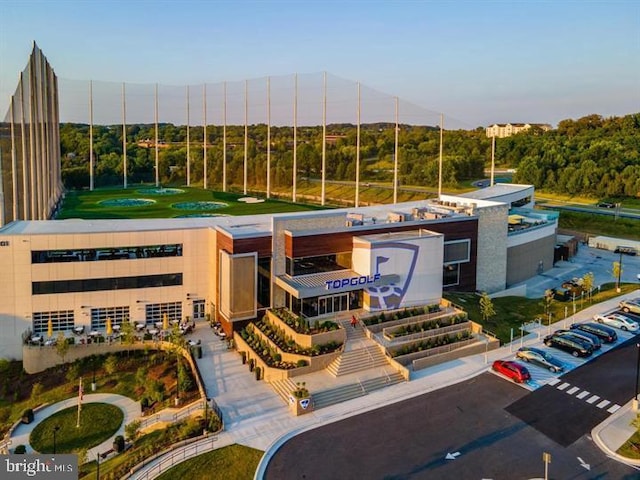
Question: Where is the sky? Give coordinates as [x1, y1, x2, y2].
[1, 0, 639, 128]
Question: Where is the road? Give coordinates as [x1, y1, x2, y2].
[265, 337, 640, 480]
[538, 203, 640, 221]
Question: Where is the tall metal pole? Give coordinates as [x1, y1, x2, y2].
[321, 72, 327, 206]
[438, 113, 443, 198]
[19, 71, 29, 220]
[203, 83, 208, 189]
[122, 82, 127, 189]
[266, 76, 271, 199]
[223, 81, 227, 192]
[243, 79, 248, 195]
[634, 343, 640, 410]
[89, 80, 94, 191]
[186, 85, 190, 186]
[154, 83, 159, 187]
[616, 249, 623, 292]
[10, 97, 18, 221]
[393, 96, 399, 204]
[355, 81, 361, 207]
[490, 135, 496, 187]
[292, 74, 297, 202]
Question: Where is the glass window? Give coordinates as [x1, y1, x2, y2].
[33, 310, 74, 335]
[90, 306, 130, 330]
[443, 264, 460, 287]
[31, 244, 183, 264]
[32, 273, 183, 295]
[145, 302, 183, 325]
[287, 253, 352, 276]
[444, 240, 470, 264]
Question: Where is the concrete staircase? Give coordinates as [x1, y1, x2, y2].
[326, 344, 389, 377]
[312, 371, 406, 410]
[270, 378, 298, 404]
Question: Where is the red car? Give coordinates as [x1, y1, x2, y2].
[492, 360, 531, 383]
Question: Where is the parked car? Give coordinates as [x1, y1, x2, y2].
[619, 299, 640, 315]
[555, 329, 602, 350]
[597, 202, 615, 208]
[492, 360, 531, 383]
[594, 313, 639, 331]
[543, 332, 594, 357]
[614, 246, 637, 256]
[516, 347, 564, 373]
[570, 322, 617, 343]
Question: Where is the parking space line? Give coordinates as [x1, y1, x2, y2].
[566, 386, 580, 395]
[607, 404, 621, 413]
[586, 395, 600, 404]
[576, 390, 590, 399]
[557, 382, 570, 391]
[547, 378, 561, 386]
[596, 399, 610, 409]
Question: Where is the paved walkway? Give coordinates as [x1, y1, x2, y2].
[10, 393, 140, 461]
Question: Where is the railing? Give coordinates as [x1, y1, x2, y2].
[138, 400, 203, 430]
[127, 434, 218, 480]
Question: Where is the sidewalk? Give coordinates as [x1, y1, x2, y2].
[9, 393, 140, 461]
[592, 400, 640, 468]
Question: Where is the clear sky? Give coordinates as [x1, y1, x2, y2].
[1, 0, 638, 128]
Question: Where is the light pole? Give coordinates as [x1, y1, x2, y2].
[53, 425, 60, 454]
[91, 355, 97, 391]
[616, 249, 623, 293]
[634, 343, 640, 411]
[96, 451, 100, 480]
[204, 397, 211, 433]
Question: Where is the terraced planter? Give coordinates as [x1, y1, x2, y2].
[382, 315, 469, 341]
[266, 309, 345, 348]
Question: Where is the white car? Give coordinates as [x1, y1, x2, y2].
[594, 313, 639, 332]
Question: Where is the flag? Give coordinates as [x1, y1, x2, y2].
[79, 377, 84, 402]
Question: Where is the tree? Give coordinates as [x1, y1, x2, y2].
[55, 332, 70, 363]
[582, 272, 595, 302]
[613, 261, 623, 292]
[543, 289, 555, 315]
[125, 420, 141, 442]
[479, 292, 496, 323]
[30, 383, 44, 407]
[66, 362, 81, 383]
[104, 354, 119, 375]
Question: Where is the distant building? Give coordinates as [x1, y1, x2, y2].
[486, 123, 552, 138]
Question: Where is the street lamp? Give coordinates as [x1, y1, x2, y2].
[634, 343, 640, 411]
[91, 355, 97, 391]
[616, 249, 623, 293]
[53, 425, 60, 454]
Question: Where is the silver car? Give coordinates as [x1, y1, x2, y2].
[594, 313, 639, 332]
[516, 347, 564, 373]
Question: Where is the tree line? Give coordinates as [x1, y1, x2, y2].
[58, 112, 640, 199]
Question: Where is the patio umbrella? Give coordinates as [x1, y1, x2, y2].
[47, 318, 53, 338]
[163, 313, 169, 331]
[106, 317, 113, 336]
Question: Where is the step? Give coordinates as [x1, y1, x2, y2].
[311, 372, 406, 410]
[327, 346, 390, 377]
[270, 378, 298, 404]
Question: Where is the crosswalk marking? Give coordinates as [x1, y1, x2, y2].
[596, 399, 610, 409]
[607, 404, 621, 413]
[576, 390, 590, 399]
[567, 386, 579, 395]
[547, 378, 561, 386]
[586, 395, 600, 404]
[557, 382, 570, 391]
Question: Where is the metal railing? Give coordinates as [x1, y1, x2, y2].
[128, 434, 218, 480]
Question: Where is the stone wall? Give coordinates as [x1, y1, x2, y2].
[474, 204, 509, 293]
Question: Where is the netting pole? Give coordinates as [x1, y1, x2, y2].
[438, 113, 443, 198]
[122, 82, 127, 189]
[203, 83, 208, 190]
[292, 73, 297, 203]
[355, 81, 361, 208]
[186, 85, 190, 187]
[243, 80, 248, 195]
[321, 72, 326, 206]
[223, 81, 227, 192]
[266, 76, 271, 199]
[155, 83, 159, 187]
[89, 80, 94, 191]
[393, 96, 399, 204]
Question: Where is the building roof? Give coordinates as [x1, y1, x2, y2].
[457, 183, 533, 201]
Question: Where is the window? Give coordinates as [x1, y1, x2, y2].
[31, 244, 183, 264]
[32, 273, 183, 295]
[444, 240, 470, 264]
[33, 310, 74, 335]
[286, 253, 352, 276]
[90, 306, 130, 330]
[145, 302, 182, 325]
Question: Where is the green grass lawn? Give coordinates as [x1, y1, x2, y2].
[30, 403, 123, 453]
[155, 444, 263, 480]
[553, 210, 640, 241]
[57, 186, 324, 219]
[444, 282, 639, 343]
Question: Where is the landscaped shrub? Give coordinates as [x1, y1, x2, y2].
[21, 408, 34, 424]
[255, 366, 261, 381]
[113, 435, 125, 453]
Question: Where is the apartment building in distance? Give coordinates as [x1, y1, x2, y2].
[486, 123, 552, 138]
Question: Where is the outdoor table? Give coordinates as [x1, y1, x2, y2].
[135, 323, 146, 331]
[89, 330, 100, 337]
[44, 339, 56, 346]
[30, 336, 42, 343]
[149, 328, 159, 335]
[112, 324, 121, 331]
[73, 326, 85, 334]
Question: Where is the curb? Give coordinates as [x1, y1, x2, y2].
[591, 400, 640, 467]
